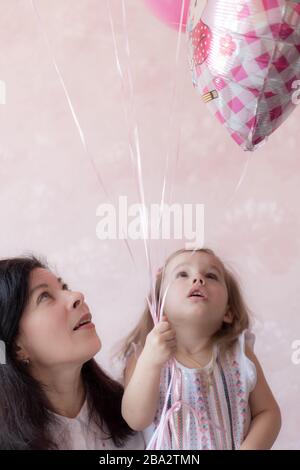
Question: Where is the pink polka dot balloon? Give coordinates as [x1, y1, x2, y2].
[188, 0, 300, 151]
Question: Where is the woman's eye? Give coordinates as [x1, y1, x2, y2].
[206, 273, 218, 280]
[177, 271, 188, 278]
[37, 292, 51, 303]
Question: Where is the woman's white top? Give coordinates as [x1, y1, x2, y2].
[50, 399, 145, 450]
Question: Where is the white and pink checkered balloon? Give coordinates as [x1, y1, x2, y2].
[188, 0, 300, 151]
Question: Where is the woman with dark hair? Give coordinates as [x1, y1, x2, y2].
[0, 256, 144, 450]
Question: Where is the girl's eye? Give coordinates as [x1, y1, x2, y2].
[177, 271, 188, 278]
[206, 273, 218, 280]
[62, 283, 69, 291]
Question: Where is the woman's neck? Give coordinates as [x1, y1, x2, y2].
[32, 364, 86, 418]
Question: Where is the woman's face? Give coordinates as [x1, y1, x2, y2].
[16, 268, 101, 368]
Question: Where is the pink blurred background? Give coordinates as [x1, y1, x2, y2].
[0, 0, 299, 449]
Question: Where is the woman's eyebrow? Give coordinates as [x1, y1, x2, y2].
[57, 277, 69, 289]
[29, 278, 66, 298]
[29, 283, 49, 298]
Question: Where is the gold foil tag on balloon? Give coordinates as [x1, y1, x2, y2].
[202, 89, 218, 103]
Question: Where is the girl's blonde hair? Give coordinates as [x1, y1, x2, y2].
[119, 248, 251, 360]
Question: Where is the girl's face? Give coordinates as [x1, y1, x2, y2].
[162, 251, 232, 335]
[16, 268, 101, 368]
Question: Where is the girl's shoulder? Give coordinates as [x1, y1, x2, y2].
[222, 329, 257, 393]
[235, 329, 256, 357]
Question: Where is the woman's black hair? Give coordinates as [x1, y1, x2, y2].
[0, 256, 134, 450]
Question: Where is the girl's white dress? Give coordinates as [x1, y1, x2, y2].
[143, 330, 257, 450]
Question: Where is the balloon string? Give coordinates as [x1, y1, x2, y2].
[187, 145, 252, 260]
[158, 0, 185, 227]
[30, 0, 139, 272]
[117, 0, 186, 322]
[203, 152, 253, 257]
[107, 0, 157, 319]
[142, 3, 188, 447]
[30, 0, 109, 199]
[226, 152, 252, 207]
[146, 359, 176, 450]
[107, 0, 187, 323]
[157, 0, 186, 315]
[121, 0, 158, 311]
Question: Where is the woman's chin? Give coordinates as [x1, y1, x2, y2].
[78, 334, 102, 363]
[89, 334, 102, 356]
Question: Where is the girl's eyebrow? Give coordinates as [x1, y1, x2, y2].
[172, 262, 190, 271]
[171, 262, 223, 275]
[209, 265, 223, 275]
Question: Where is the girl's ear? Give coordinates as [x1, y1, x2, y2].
[223, 308, 233, 324]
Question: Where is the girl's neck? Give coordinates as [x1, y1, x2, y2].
[174, 327, 214, 368]
[32, 363, 86, 418]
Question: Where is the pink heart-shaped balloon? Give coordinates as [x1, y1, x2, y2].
[188, 0, 300, 151]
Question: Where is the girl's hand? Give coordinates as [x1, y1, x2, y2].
[140, 316, 176, 369]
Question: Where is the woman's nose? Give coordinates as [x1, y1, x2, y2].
[71, 291, 84, 309]
[193, 276, 205, 286]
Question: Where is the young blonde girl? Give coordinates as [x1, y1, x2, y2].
[120, 248, 281, 450]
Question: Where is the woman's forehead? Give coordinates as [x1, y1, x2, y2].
[29, 268, 57, 286]
[166, 251, 223, 274]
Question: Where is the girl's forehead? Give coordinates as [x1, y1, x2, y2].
[166, 251, 223, 274]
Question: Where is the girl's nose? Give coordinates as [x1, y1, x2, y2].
[193, 276, 205, 286]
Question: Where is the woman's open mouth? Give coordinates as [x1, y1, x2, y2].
[73, 313, 95, 331]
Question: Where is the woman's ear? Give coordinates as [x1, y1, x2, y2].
[14, 340, 29, 363]
[223, 308, 233, 324]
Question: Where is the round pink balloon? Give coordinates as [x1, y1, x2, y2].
[144, 0, 190, 32]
